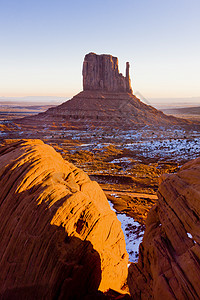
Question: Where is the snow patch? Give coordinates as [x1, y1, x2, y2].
[110, 193, 120, 198]
[110, 157, 132, 164]
[108, 199, 144, 262]
[187, 232, 193, 239]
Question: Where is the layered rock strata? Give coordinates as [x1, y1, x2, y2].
[16, 90, 191, 131]
[128, 158, 200, 299]
[45, 91, 188, 126]
[0, 140, 128, 299]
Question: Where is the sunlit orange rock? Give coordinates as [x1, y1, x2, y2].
[0, 140, 128, 299]
[128, 157, 200, 299]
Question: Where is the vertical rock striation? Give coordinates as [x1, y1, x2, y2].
[128, 157, 200, 299]
[82, 52, 132, 93]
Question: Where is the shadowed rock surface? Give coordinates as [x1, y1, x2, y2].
[0, 140, 128, 299]
[128, 157, 200, 299]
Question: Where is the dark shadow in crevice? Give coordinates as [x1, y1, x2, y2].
[0, 185, 102, 300]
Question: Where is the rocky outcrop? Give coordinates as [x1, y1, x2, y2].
[82, 52, 132, 93]
[128, 158, 200, 299]
[0, 140, 128, 299]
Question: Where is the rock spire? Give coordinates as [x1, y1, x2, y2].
[82, 52, 132, 93]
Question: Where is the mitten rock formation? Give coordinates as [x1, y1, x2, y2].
[14, 52, 194, 131]
[0, 140, 128, 299]
[128, 157, 200, 299]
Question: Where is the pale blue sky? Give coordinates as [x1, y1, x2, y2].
[0, 0, 200, 101]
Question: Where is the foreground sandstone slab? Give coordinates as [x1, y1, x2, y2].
[0, 140, 128, 299]
[128, 158, 200, 299]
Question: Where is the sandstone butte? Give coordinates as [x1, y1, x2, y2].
[0, 140, 129, 299]
[15, 52, 195, 130]
[128, 157, 200, 299]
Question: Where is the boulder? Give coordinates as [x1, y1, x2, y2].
[0, 140, 128, 299]
[128, 157, 200, 299]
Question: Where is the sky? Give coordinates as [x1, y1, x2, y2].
[0, 0, 200, 104]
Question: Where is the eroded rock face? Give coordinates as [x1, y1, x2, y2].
[0, 140, 128, 299]
[128, 158, 200, 299]
[83, 52, 132, 93]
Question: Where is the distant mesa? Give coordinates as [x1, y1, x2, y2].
[15, 52, 195, 129]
